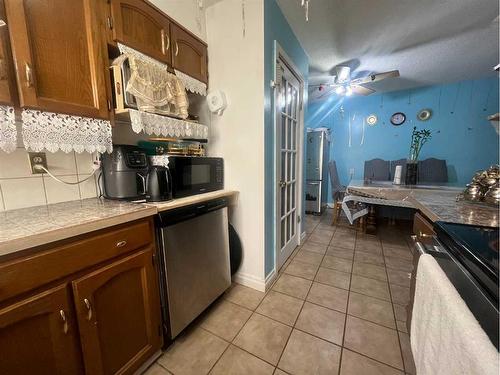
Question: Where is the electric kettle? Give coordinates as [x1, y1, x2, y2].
[146, 165, 173, 202]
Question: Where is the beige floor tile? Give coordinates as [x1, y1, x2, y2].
[272, 274, 312, 299]
[284, 260, 319, 280]
[390, 284, 410, 306]
[315, 267, 350, 290]
[312, 228, 335, 238]
[326, 246, 354, 260]
[331, 238, 356, 250]
[321, 255, 352, 273]
[383, 248, 412, 260]
[399, 331, 416, 374]
[224, 284, 265, 310]
[352, 262, 388, 281]
[308, 232, 332, 245]
[209, 345, 275, 375]
[354, 251, 385, 266]
[384, 256, 413, 272]
[278, 329, 341, 375]
[256, 291, 304, 326]
[387, 269, 412, 288]
[396, 320, 408, 333]
[144, 363, 173, 375]
[158, 328, 229, 375]
[306, 282, 349, 313]
[294, 250, 324, 266]
[393, 303, 407, 322]
[340, 349, 403, 375]
[348, 292, 396, 329]
[295, 302, 345, 345]
[233, 313, 292, 365]
[315, 224, 335, 233]
[274, 369, 288, 375]
[301, 241, 328, 254]
[344, 316, 403, 370]
[350, 274, 391, 301]
[355, 241, 383, 254]
[200, 300, 252, 341]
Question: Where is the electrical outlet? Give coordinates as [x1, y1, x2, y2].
[28, 152, 47, 174]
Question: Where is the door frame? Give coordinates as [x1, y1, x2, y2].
[273, 42, 305, 272]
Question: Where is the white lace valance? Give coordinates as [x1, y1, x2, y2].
[22, 109, 113, 153]
[117, 43, 169, 71]
[129, 109, 208, 139]
[0, 105, 16, 153]
[174, 69, 207, 96]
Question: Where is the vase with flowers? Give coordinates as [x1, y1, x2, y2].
[405, 127, 432, 185]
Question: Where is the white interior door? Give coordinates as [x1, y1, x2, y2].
[276, 61, 302, 270]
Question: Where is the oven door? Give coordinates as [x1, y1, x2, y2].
[169, 157, 223, 198]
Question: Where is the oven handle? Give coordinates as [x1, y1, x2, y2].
[411, 235, 446, 255]
[411, 235, 427, 255]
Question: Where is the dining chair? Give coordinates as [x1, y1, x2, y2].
[328, 161, 346, 225]
[364, 159, 391, 181]
[418, 158, 448, 183]
[390, 159, 407, 181]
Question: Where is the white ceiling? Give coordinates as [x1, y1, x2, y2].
[276, 0, 499, 100]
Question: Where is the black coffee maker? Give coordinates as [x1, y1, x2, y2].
[100, 145, 172, 202]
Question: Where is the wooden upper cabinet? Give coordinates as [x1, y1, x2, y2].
[72, 247, 162, 375]
[110, 0, 172, 65]
[0, 284, 84, 375]
[171, 23, 208, 83]
[0, 0, 16, 105]
[4, 0, 109, 119]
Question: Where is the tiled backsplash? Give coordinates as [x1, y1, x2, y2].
[0, 148, 98, 211]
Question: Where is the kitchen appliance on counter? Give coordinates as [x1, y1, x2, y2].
[100, 145, 173, 202]
[168, 156, 224, 198]
[156, 197, 231, 340]
[305, 128, 330, 215]
[411, 222, 499, 349]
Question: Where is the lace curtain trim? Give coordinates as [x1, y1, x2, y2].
[0, 105, 16, 153]
[129, 109, 208, 139]
[174, 69, 207, 96]
[117, 43, 169, 71]
[22, 109, 113, 153]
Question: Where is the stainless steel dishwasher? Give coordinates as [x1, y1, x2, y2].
[156, 197, 231, 340]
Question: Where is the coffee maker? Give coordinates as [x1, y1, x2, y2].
[100, 145, 172, 202]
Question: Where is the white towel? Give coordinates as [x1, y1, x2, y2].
[411, 254, 499, 375]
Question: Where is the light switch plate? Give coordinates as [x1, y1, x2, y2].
[28, 152, 47, 174]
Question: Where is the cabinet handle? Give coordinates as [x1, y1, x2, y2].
[0, 19, 6, 27]
[175, 41, 179, 57]
[59, 310, 69, 334]
[83, 298, 93, 321]
[116, 240, 127, 248]
[165, 33, 170, 52]
[161, 29, 166, 55]
[0, 58, 6, 80]
[25, 62, 33, 87]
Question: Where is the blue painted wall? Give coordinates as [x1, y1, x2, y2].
[264, 0, 309, 276]
[307, 77, 499, 202]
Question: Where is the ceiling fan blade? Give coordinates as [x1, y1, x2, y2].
[351, 70, 400, 85]
[351, 85, 375, 96]
[317, 87, 335, 99]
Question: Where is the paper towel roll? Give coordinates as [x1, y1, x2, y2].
[393, 165, 402, 185]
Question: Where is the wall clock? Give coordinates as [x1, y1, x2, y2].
[417, 109, 432, 121]
[390, 112, 406, 126]
[366, 114, 378, 126]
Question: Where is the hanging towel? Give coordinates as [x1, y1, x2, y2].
[411, 254, 499, 375]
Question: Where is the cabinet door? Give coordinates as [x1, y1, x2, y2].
[111, 0, 171, 65]
[72, 248, 162, 375]
[171, 23, 208, 83]
[4, 0, 109, 118]
[0, 0, 16, 105]
[0, 284, 84, 375]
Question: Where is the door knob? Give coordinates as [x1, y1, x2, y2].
[279, 181, 286, 188]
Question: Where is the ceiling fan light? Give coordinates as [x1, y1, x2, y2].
[335, 86, 345, 95]
[345, 86, 353, 96]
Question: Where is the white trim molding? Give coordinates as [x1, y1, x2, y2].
[232, 272, 266, 292]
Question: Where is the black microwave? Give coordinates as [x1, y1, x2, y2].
[168, 156, 223, 198]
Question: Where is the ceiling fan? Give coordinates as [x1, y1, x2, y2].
[314, 66, 400, 98]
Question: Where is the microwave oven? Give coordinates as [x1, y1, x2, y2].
[168, 156, 224, 198]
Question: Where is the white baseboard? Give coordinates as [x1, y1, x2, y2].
[232, 271, 266, 292]
[327, 203, 335, 208]
[264, 269, 278, 291]
[300, 231, 307, 242]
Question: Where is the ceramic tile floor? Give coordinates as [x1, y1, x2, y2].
[144, 210, 417, 375]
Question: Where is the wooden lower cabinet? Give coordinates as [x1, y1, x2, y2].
[0, 284, 84, 375]
[72, 247, 162, 375]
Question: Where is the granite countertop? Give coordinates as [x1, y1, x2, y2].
[0, 190, 239, 259]
[347, 180, 498, 227]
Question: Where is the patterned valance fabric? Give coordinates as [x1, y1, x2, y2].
[0, 105, 16, 153]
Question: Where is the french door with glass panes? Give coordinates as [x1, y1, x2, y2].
[277, 60, 301, 270]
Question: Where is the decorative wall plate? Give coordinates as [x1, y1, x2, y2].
[366, 114, 378, 126]
[417, 108, 432, 121]
[390, 112, 406, 126]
